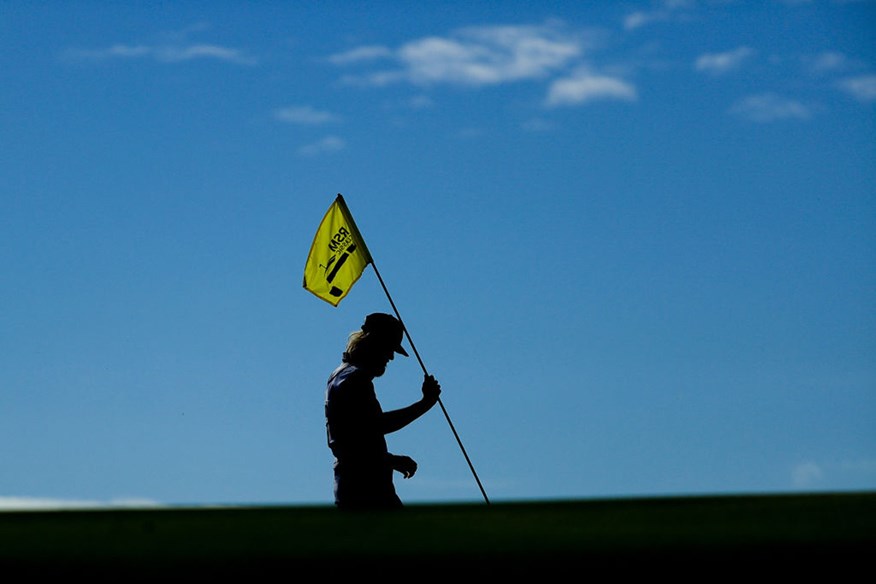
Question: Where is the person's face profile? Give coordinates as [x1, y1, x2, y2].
[361, 335, 395, 377]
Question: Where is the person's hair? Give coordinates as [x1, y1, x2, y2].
[346, 330, 369, 354]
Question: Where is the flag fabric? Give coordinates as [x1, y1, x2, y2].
[303, 194, 373, 306]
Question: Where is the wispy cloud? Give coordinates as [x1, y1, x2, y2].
[327, 21, 637, 110]
[329, 22, 585, 88]
[730, 93, 813, 122]
[792, 462, 824, 488]
[695, 46, 756, 75]
[838, 74, 876, 102]
[406, 95, 435, 109]
[327, 45, 393, 65]
[64, 43, 256, 65]
[624, 0, 694, 31]
[546, 70, 637, 107]
[275, 105, 340, 125]
[808, 51, 849, 73]
[297, 136, 346, 156]
[623, 11, 658, 31]
[790, 458, 876, 490]
[0, 496, 163, 511]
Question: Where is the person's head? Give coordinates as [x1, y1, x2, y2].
[345, 313, 408, 376]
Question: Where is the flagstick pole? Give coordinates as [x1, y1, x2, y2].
[370, 260, 491, 505]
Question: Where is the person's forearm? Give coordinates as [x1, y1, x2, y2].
[381, 399, 434, 434]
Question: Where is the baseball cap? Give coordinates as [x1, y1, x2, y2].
[361, 313, 409, 357]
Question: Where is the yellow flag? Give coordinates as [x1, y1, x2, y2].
[303, 194, 372, 306]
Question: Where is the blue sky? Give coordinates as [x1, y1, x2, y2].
[1, 0, 874, 509]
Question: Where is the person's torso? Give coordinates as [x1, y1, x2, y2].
[325, 363, 388, 461]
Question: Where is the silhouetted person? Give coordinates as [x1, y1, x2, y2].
[325, 313, 441, 510]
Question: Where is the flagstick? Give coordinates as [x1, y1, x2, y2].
[370, 260, 491, 505]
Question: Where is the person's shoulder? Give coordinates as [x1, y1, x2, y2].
[329, 363, 370, 389]
[327, 364, 373, 407]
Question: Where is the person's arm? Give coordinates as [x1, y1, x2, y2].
[380, 374, 441, 434]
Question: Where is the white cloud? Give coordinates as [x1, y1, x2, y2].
[0, 496, 163, 511]
[328, 22, 584, 88]
[730, 93, 812, 122]
[809, 51, 848, 73]
[297, 136, 346, 156]
[838, 74, 876, 102]
[695, 46, 755, 75]
[623, 11, 656, 31]
[788, 458, 876, 491]
[792, 462, 824, 488]
[624, 0, 693, 30]
[546, 71, 637, 107]
[338, 70, 406, 87]
[64, 42, 256, 65]
[327, 45, 393, 65]
[98, 44, 153, 59]
[155, 44, 254, 64]
[275, 105, 340, 125]
[407, 95, 435, 109]
[63, 25, 255, 66]
[326, 22, 641, 111]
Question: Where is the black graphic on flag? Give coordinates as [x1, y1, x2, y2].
[325, 244, 357, 297]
